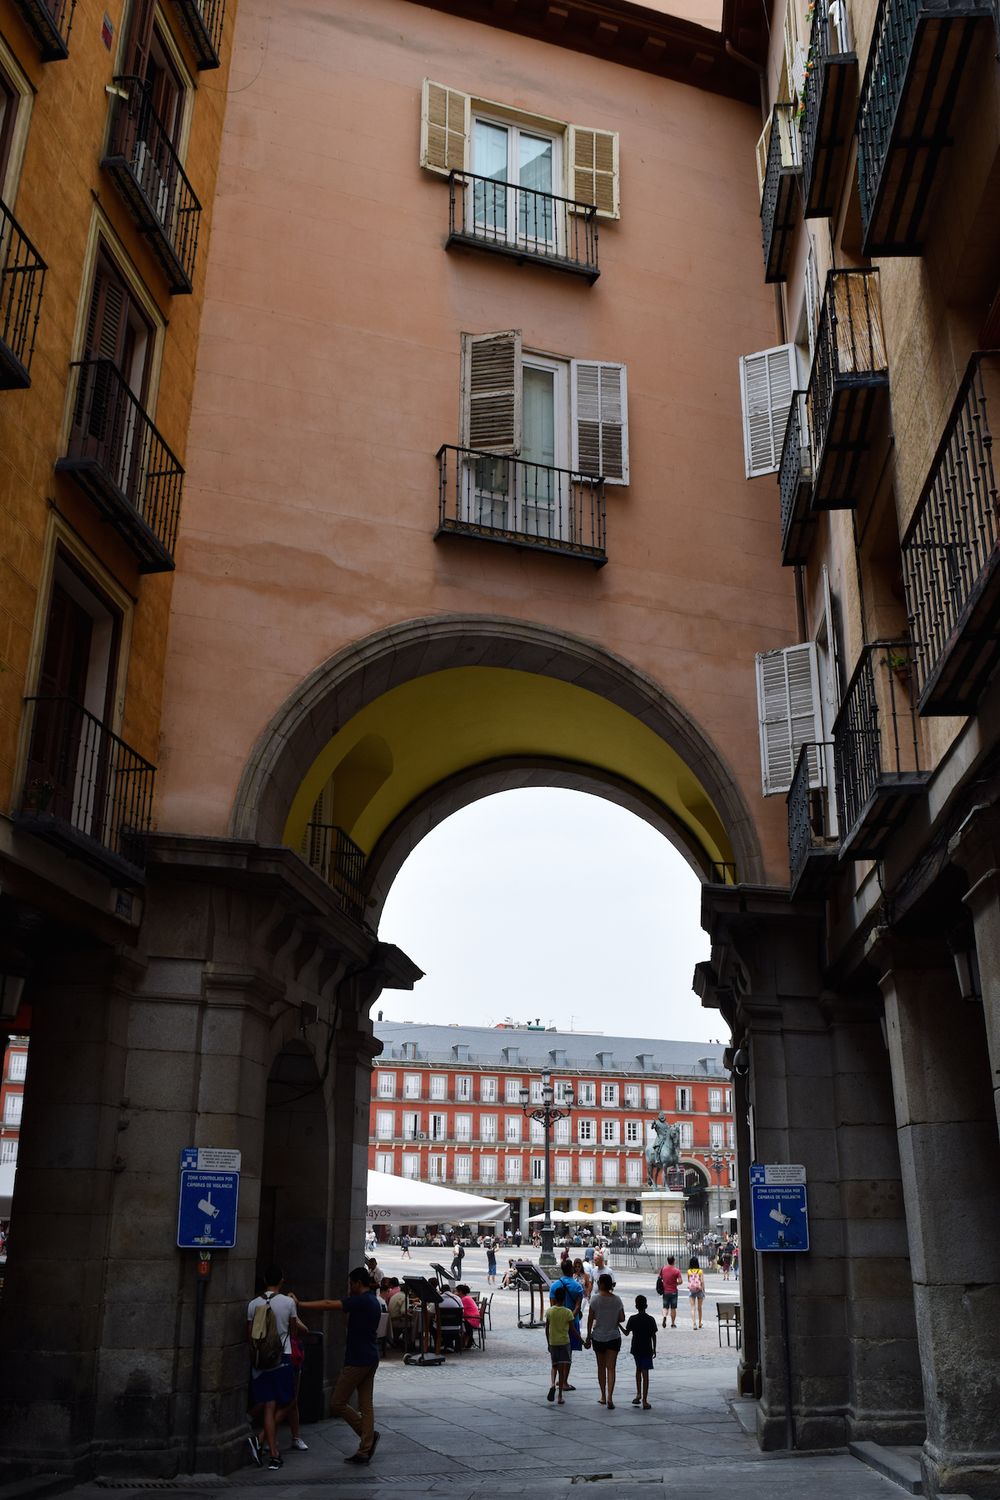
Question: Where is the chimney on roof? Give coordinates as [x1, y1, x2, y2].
[502, 1045, 520, 1065]
[597, 1050, 614, 1068]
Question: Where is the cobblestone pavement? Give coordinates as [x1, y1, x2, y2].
[75, 1247, 905, 1500]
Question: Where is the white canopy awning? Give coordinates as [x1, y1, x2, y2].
[366, 1169, 509, 1223]
[720, 1209, 739, 1220]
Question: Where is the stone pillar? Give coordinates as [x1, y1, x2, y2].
[952, 803, 1000, 1136]
[0, 949, 134, 1472]
[876, 937, 1000, 1499]
[825, 996, 922, 1444]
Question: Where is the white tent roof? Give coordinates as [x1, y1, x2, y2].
[367, 1169, 509, 1223]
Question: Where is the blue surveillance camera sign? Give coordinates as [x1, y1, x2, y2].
[177, 1147, 241, 1249]
[750, 1163, 809, 1252]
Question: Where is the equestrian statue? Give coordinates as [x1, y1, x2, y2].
[645, 1111, 681, 1188]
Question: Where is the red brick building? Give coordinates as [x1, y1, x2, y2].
[0, 1036, 27, 1225]
[368, 1022, 735, 1232]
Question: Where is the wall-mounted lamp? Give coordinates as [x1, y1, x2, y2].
[949, 936, 982, 1003]
[0, 970, 26, 1020]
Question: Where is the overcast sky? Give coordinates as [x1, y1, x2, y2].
[377, 788, 725, 1045]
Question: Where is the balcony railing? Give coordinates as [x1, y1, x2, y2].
[761, 103, 801, 283]
[102, 77, 201, 293]
[303, 821, 366, 920]
[0, 199, 46, 389]
[800, 0, 858, 218]
[901, 352, 1000, 714]
[857, 0, 995, 254]
[11, 0, 75, 58]
[168, 0, 225, 68]
[447, 172, 599, 282]
[778, 393, 814, 564]
[807, 269, 889, 509]
[833, 641, 929, 857]
[436, 445, 607, 565]
[17, 696, 155, 881]
[56, 358, 183, 572]
[787, 741, 838, 895]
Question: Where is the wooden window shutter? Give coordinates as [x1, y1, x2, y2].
[571, 361, 629, 484]
[460, 330, 522, 454]
[123, 0, 156, 80]
[754, 642, 824, 796]
[420, 79, 469, 176]
[804, 244, 820, 359]
[568, 125, 620, 219]
[85, 259, 128, 365]
[739, 342, 798, 478]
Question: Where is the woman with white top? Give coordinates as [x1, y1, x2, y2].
[584, 1273, 626, 1408]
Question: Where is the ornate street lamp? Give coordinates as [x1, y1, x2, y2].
[520, 1070, 574, 1268]
[709, 1149, 735, 1224]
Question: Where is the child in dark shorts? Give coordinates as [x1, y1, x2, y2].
[624, 1294, 658, 1409]
[544, 1284, 574, 1405]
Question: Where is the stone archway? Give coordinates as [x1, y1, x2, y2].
[230, 615, 765, 887]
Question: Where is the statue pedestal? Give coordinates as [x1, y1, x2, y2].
[641, 1189, 686, 1237]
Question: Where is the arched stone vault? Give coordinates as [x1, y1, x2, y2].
[231, 615, 765, 892]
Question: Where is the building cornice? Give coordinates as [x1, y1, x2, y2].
[406, 0, 762, 105]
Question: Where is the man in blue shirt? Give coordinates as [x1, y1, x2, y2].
[298, 1267, 382, 1464]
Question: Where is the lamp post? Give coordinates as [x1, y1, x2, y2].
[520, 1071, 574, 1269]
[709, 1149, 734, 1225]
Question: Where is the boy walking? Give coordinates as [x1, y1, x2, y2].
[625, 1294, 658, 1409]
[659, 1255, 683, 1328]
[544, 1285, 574, 1405]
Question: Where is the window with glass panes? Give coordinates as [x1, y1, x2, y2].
[626, 1159, 642, 1184]
[428, 1154, 446, 1180]
[625, 1120, 640, 1144]
[624, 1083, 639, 1107]
[555, 1157, 571, 1184]
[505, 1155, 522, 1182]
[505, 1115, 522, 1143]
[531, 1157, 544, 1183]
[456, 1113, 472, 1141]
[644, 1084, 659, 1109]
[402, 1155, 419, 1178]
[601, 1119, 620, 1145]
[403, 1111, 420, 1139]
[480, 1154, 497, 1182]
[429, 1112, 447, 1141]
[0, 1139, 18, 1164]
[481, 1076, 498, 1101]
[456, 1075, 473, 1101]
[530, 1117, 544, 1143]
[579, 1158, 596, 1185]
[530, 1079, 544, 1103]
[505, 1078, 522, 1102]
[471, 115, 562, 249]
[404, 1073, 421, 1098]
[727, 1122, 735, 1148]
[601, 1082, 618, 1106]
[578, 1081, 596, 1105]
[710, 1122, 725, 1148]
[578, 1119, 595, 1143]
[455, 1154, 472, 1181]
[376, 1070, 395, 1097]
[679, 1122, 693, 1148]
[481, 1113, 497, 1142]
[375, 1110, 394, 1139]
[430, 1075, 447, 1100]
[602, 1158, 619, 1185]
[709, 1088, 723, 1112]
[555, 1117, 570, 1144]
[376, 1151, 394, 1173]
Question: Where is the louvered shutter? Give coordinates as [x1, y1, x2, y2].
[571, 361, 628, 484]
[754, 642, 824, 796]
[739, 343, 798, 478]
[420, 79, 469, 176]
[568, 125, 620, 219]
[804, 245, 819, 358]
[123, 0, 156, 80]
[460, 331, 522, 454]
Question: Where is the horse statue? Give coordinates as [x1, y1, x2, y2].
[645, 1112, 681, 1188]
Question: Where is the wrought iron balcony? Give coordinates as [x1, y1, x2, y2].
[56, 358, 183, 573]
[303, 821, 365, 920]
[857, 0, 995, 254]
[800, 0, 858, 218]
[168, 0, 224, 68]
[17, 696, 155, 882]
[447, 172, 599, 282]
[806, 269, 890, 509]
[787, 742, 838, 896]
[102, 77, 201, 294]
[0, 198, 46, 389]
[778, 393, 814, 565]
[833, 640, 929, 858]
[436, 445, 607, 565]
[901, 352, 1000, 714]
[761, 104, 801, 284]
[10, 0, 75, 58]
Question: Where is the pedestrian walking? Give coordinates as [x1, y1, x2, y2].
[513, 1227, 522, 1248]
[366, 1255, 383, 1287]
[400, 1233, 411, 1260]
[687, 1256, 705, 1329]
[298, 1266, 382, 1465]
[485, 1235, 497, 1285]
[544, 1284, 574, 1405]
[450, 1239, 465, 1279]
[720, 1237, 733, 1281]
[584, 1272, 626, 1409]
[625, 1295, 658, 1409]
[246, 1265, 310, 1470]
[658, 1255, 683, 1328]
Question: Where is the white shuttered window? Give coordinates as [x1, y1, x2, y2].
[571, 360, 628, 483]
[420, 80, 470, 175]
[568, 125, 620, 218]
[460, 330, 522, 453]
[755, 642, 824, 795]
[739, 343, 799, 478]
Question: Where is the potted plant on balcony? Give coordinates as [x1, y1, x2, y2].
[883, 650, 912, 690]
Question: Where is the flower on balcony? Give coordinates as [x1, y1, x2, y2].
[25, 778, 55, 811]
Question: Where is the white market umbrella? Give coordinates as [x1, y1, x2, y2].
[366, 1169, 509, 1223]
[720, 1209, 740, 1220]
[527, 1209, 572, 1222]
[606, 1210, 643, 1223]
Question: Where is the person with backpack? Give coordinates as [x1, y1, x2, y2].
[246, 1265, 310, 1470]
[687, 1255, 706, 1329]
[658, 1255, 684, 1329]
